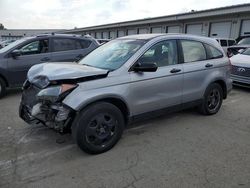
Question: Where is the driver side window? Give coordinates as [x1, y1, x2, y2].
[138, 40, 177, 67]
[18, 39, 49, 56]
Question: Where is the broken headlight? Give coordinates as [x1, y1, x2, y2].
[32, 75, 50, 89]
[37, 84, 77, 102]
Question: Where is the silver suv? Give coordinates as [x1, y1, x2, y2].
[19, 34, 232, 154]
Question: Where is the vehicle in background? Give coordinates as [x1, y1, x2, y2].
[230, 48, 250, 88]
[228, 35, 250, 56]
[215, 38, 236, 53]
[0, 39, 16, 49]
[0, 33, 99, 98]
[97, 39, 110, 45]
[19, 34, 232, 154]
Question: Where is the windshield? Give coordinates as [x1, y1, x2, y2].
[238, 38, 250, 45]
[0, 38, 29, 53]
[241, 48, 250, 55]
[79, 39, 146, 70]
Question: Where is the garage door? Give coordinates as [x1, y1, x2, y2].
[186, 24, 203, 36]
[151, 27, 162, 33]
[109, 31, 117, 39]
[138, 28, 149, 34]
[102, 31, 109, 39]
[127, 29, 137, 35]
[118, 30, 125, 37]
[168, 26, 180, 33]
[96, 32, 102, 39]
[210, 22, 232, 38]
[241, 20, 250, 36]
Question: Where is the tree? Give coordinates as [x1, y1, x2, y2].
[0, 23, 5, 30]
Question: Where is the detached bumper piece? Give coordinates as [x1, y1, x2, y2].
[19, 82, 74, 133]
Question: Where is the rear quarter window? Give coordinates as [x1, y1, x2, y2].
[204, 44, 223, 59]
[80, 40, 92, 48]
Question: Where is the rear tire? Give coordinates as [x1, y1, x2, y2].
[72, 102, 125, 154]
[199, 83, 223, 115]
[0, 78, 6, 99]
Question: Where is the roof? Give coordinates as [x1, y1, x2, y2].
[118, 34, 166, 40]
[60, 3, 250, 33]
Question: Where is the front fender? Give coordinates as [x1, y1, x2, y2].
[62, 84, 131, 113]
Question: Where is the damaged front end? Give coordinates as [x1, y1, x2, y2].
[19, 78, 77, 133]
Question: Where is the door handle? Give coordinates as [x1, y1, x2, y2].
[41, 57, 50, 62]
[205, 63, 213, 68]
[170, 68, 181, 73]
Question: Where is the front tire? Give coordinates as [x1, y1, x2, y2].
[72, 102, 125, 154]
[0, 78, 6, 99]
[199, 83, 223, 115]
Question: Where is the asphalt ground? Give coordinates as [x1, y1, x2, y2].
[0, 87, 249, 188]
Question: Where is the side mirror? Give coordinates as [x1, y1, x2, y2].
[133, 62, 158, 72]
[11, 49, 21, 58]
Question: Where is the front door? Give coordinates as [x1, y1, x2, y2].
[128, 40, 183, 116]
[7, 38, 51, 86]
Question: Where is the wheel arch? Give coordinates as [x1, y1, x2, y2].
[211, 79, 227, 99]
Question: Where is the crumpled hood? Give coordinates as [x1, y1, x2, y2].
[27, 62, 109, 82]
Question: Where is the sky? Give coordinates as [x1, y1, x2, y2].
[0, 0, 250, 29]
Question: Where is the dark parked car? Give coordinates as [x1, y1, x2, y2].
[228, 35, 250, 56]
[0, 34, 99, 98]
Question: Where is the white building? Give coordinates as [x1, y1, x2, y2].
[0, 29, 61, 41]
[60, 3, 250, 40]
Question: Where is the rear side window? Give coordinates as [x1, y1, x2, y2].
[80, 40, 91, 48]
[204, 44, 223, 59]
[18, 39, 49, 56]
[220, 40, 227, 47]
[52, 38, 88, 52]
[181, 40, 206, 63]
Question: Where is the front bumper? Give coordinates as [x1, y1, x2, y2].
[19, 82, 74, 132]
[231, 74, 250, 88]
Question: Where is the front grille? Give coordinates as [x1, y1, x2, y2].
[21, 84, 41, 107]
[231, 65, 250, 77]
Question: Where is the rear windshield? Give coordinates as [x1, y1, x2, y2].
[241, 48, 250, 55]
[238, 38, 250, 45]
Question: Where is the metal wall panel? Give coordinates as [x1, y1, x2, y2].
[241, 20, 250, 36]
[186, 24, 203, 36]
[151, 27, 162, 33]
[102, 31, 109, 39]
[210, 22, 232, 38]
[167, 26, 180, 33]
[109, 31, 117, 39]
[118, 30, 125, 37]
[96, 32, 102, 39]
[138, 28, 148, 34]
[127, 29, 137, 35]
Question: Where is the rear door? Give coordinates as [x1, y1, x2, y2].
[50, 38, 93, 62]
[6, 38, 51, 86]
[129, 40, 183, 115]
[181, 39, 224, 103]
